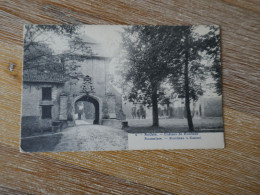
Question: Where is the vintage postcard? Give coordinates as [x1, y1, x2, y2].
[20, 25, 224, 152]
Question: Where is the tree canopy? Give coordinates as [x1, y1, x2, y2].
[120, 26, 180, 126]
[119, 25, 221, 129]
[23, 25, 94, 82]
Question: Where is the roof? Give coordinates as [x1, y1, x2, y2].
[23, 68, 68, 83]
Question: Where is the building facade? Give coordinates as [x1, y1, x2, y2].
[21, 35, 125, 137]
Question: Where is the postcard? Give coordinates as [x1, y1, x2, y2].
[20, 25, 224, 152]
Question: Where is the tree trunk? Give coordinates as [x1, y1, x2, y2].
[152, 86, 159, 127]
[184, 37, 194, 131]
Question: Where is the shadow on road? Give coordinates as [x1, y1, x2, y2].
[21, 133, 63, 152]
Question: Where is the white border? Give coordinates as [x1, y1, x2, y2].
[128, 132, 225, 150]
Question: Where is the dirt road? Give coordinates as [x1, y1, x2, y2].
[21, 121, 128, 152]
[54, 123, 128, 152]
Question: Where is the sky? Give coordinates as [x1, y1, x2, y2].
[34, 25, 219, 96]
[80, 25, 124, 53]
[36, 25, 217, 57]
[36, 25, 124, 57]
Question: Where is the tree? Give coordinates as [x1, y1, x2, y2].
[120, 26, 171, 126]
[119, 25, 221, 130]
[23, 25, 94, 82]
[168, 26, 220, 131]
[23, 25, 78, 67]
[205, 26, 221, 95]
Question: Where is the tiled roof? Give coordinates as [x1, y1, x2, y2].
[23, 69, 68, 83]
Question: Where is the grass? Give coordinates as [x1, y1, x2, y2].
[125, 117, 224, 133]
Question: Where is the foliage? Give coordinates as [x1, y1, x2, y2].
[206, 26, 221, 95]
[168, 26, 221, 131]
[120, 26, 171, 106]
[120, 26, 188, 126]
[120, 25, 221, 129]
[23, 25, 94, 82]
[168, 26, 206, 102]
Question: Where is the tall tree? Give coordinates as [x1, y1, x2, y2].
[120, 26, 171, 127]
[119, 25, 220, 130]
[204, 26, 221, 95]
[168, 26, 220, 131]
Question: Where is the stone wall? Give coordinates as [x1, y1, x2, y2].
[170, 96, 223, 118]
[65, 58, 125, 121]
[201, 97, 223, 117]
[101, 119, 123, 129]
[21, 82, 65, 136]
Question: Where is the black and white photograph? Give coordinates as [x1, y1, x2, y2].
[20, 25, 224, 152]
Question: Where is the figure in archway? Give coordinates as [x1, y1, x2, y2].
[74, 95, 100, 124]
[75, 101, 84, 120]
[136, 109, 140, 119]
[131, 106, 136, 119]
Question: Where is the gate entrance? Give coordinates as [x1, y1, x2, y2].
[73, 94, 102, 124]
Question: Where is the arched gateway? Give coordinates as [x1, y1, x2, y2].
[73, 94, 102, 124]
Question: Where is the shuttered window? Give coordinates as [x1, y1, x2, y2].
[42, 87, 52, 100]
[42, 105, 52, 119]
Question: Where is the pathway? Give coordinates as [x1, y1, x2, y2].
[54, 122, 128, 152]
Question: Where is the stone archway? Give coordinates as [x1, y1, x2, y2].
[73, 94, 102, 124]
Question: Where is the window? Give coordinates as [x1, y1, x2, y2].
[42, 87, 52, 100]
[42, 105, 52, 119]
